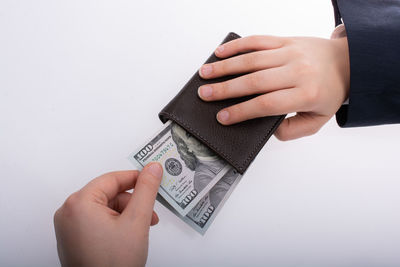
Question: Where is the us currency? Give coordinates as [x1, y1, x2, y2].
[128, 121, 231, 217]
[159, 168, 242, 234]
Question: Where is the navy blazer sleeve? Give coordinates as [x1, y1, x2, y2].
[331, 0, 400, 127]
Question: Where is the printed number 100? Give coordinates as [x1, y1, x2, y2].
[135, 144, 153, 161]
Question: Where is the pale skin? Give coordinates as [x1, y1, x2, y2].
[54, 162, 163, 267]
[54, 35, 350, 267]
[198, 35, 350, 141]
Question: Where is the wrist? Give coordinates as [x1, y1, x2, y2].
[332, 36, 350, 102]
[330, 24, 350, 102]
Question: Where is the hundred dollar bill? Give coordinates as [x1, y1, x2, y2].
[183, 168, 242, 234]
[158, 168, 242, 234]
[128, 121, 230, 216]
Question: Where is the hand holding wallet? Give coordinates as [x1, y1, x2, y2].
[129, 32, 285, 234]
[159, 32, 285, 174]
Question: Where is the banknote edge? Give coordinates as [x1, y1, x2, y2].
[127, 120, 230, 217]
[182, 172, 243, 235]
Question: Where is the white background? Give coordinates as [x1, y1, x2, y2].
[1, 1, 400, 266]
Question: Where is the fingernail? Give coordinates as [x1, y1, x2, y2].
[217, 110, 229, 123]
[200, 64, 213, 77]
[216, 45, 224, 54]
[148, 163, 163, 178]
[198, 85, 213, 98]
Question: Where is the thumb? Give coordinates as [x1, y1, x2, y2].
[274, 113, 329, 141]
[121, 162, 163, 228]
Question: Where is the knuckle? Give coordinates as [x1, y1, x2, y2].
[246, 35, 258, 44]
[303, 86, 320, 106]
[242, 35, 259, 49]
[289, 44, 306, 59]
[289, 46, 317, 76]
[60, 192, 82, 217]
[215, 82, 229, 98]
[257, 96, 270, 110]
[213, 61, 224, 75]
[101, 171, 119, 180]
[139, 174, 159, 191]
[282, 37, 294, 45]
[249, 35, 264, 46]
[227, 105, 241, 121]
[64, 193, 81, 208]
[300, 60, 315, 75]
[247, 73, 261, 89]
[226, 38, 237, 48]
[293, 59, 314, 76]
[242, 53, 258, 68]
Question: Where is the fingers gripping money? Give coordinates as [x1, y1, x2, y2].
[129, 121, 232, 218]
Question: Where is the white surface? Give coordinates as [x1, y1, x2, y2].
[1, 1, 400, 266]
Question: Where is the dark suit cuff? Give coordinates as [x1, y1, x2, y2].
[333, 0, 400, 127]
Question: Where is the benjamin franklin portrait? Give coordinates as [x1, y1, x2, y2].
[171, 123, 225, 193]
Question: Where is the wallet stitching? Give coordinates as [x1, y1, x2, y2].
[172, 58, 281, 169]
[243, 116, 283, 167]
[160, 112, 239, 165]
[159, 32, 280, 172]
[160, 111, 282, 172]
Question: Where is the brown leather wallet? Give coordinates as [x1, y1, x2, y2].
[159, 32, 285, 174]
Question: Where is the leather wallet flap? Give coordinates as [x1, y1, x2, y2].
[159, 32, 285, 174]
